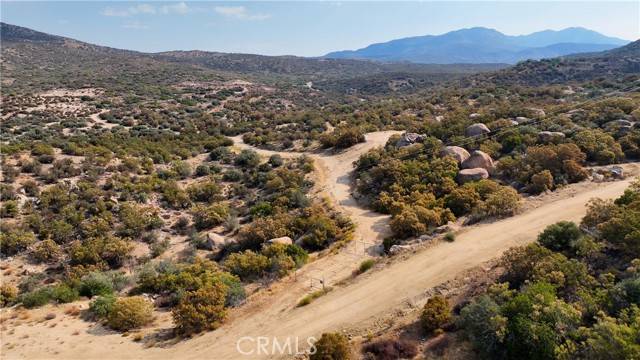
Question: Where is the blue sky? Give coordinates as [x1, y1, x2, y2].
[1, 1, 638, 56]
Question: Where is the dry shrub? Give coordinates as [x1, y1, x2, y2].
[64, 305, 81, 317]
[362, 338, 418, 360]
[106, 296, 154, 331]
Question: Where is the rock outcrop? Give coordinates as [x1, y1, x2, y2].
[207, 232, 227, 250]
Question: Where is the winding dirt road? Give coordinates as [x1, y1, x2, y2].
[5, 132, 637, 360]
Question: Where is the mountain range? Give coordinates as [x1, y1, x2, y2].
[325, 27, 630, 64]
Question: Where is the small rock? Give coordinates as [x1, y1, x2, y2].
[267, 236, 293, 245]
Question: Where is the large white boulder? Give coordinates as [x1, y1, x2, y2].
[440, 146, 470, 164]
[461, 150, 495, 172]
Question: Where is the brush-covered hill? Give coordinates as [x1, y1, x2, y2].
[484, 39, 640, 86]
[0, 23, 503, 95]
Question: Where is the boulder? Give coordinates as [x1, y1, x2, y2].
[469, 113, 481, 120]
[389, 244, 412, 255]
[604, 119, 633, 129]
[538, 131, 566, 143]
[440, 146, 470, 164]
[456, 168, 489, 183]
[461, 150, 495, 172]
[617, 125, 633, 135]
[207, 232, 226, 249]
[396, 132, 425, 147]
[610, 166, 624, 179]
[515, 116, 530, 124]
[465, 123, 490, 137]
[268, 236, 293, 245]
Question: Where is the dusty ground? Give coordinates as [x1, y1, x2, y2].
[2, 132, 637, 360]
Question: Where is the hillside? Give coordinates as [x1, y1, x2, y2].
[326, 27, 628, 64]
[485, 39, 640, 86]
[0, 22, 503, 96]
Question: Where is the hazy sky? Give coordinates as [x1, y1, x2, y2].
[2, 1, 638, 56]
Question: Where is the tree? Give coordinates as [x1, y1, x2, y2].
[420, 295, 451, 333]
[458, 295, 506, 357]
[311, 332, 351, 360]
[172, 282, 228, 335]
[106, 296, 154, 331]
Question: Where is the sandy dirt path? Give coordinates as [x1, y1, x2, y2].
[4, 132, 637, 360]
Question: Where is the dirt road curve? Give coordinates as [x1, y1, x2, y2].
[4, 132, 636, 360]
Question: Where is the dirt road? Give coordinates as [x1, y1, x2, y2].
[4, 132, 637, 360]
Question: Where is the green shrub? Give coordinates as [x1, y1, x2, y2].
[89, 294, 116, 319]
[537, 221, 582, 252]
[235, 149, 260, 168]
[50, 284, 79, 303]
[311, 332, 351, 360]
[358, 259, 376, 274]
[444, 232, 456, 242]
[0, 200, 19, 218]
[106, 296, 154, 331]
[191, 203, 229, 230]
[297, 288, 332, 307]
[79, 272, 115, 298]
[0, 228, 36, 256]
[31, 239, 63, 263]
[420, 295, 451, 333]
[21, 287, 52, 308]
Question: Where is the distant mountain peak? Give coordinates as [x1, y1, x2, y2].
[325, 27, 630, 64]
